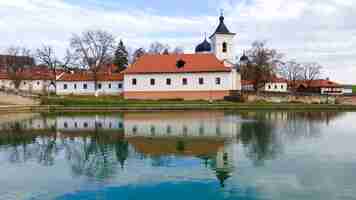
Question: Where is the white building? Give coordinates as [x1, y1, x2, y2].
[56, 72, 124, 96]
[263, 78, 288, 93]
[123, 111, 240, 138]
[123, 14, 241, 100]
[0, 71, 55, 94]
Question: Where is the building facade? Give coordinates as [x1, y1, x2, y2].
[123, 15, 241, 100]
[56, 72, 123, 96]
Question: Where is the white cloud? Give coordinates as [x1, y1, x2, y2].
[0, 0, 355, 83]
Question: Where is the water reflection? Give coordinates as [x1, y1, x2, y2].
[0, 111, 349, 200]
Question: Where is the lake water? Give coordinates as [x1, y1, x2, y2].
[0, 111, 356, 200]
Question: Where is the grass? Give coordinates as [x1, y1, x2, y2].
[353, 85, 356, 93]
[38, 95, 356, 111]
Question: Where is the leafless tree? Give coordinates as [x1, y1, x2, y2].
[245, 40, 283, 90]
[301, 62, 322, 82]
[36, 45, 72, 70]
[5, 46, 34, 89]
[131, 48, 146, 64]
[70, 30, 116, 91]
[278, 60, 303, 91]
[148, 42, 169, 55]
[172, 47, 184, 54]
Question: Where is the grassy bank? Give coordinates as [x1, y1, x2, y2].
[37, 96, 356, 112]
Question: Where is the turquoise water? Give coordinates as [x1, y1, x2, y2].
[0, 111, 355, 200]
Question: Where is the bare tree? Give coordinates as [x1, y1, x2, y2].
[70, 30, 116, 91]
[246, 40, 283, 90]
[278, 60, 303, 91]
[301, 62, 322, 82]
[5, 46, 34, 89]
[131, 48, 146, 64]
[172, 47, 184, 54]
[36, 45, 72, 71]
[148, 42, 169, 55]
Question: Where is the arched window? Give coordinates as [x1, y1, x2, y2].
[222, 42, 227, 53]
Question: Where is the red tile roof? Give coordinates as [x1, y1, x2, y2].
[293, 80, 341, 88]
[124, 54, 231, 74]
[0, 71, 55, 80]
[58, 72, 123, 82]
[241, 80, 255, 85]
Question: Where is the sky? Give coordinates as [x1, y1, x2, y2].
[0, 0, 355, 84]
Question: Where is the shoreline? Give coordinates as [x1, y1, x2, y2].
[1, 104, 356, 113]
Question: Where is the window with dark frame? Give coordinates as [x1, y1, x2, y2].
[216, 77, 221, 85]
[182, 78, 188, 85]
[222, 42, 227, 53]
[74, 84, 77, 89]
[199, 78, 204, 85]
[83, 84, 88, 89]
[118, 83, 122, 89]
[63, 84, 68, 89]
[108, 83, 112, 89]
[166, 78, 171, 85]
[98, 83, 102, 89]
[132, 78, 137, 85]
[150, 78, 155, 86]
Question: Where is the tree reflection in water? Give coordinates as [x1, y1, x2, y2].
[0, 111, 346, 186]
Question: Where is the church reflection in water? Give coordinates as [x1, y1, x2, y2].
[0, 111, 343, 187]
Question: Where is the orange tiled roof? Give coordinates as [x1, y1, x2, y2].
[124, 54, 231, 74]
[0, 71, 55, 80]
[58, 72, 124, 82]
[292, 79, 341, 88]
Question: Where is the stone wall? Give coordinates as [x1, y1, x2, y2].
[242, 92, 337, 104]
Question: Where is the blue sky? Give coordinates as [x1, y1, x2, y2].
[0, 0, 355, 83]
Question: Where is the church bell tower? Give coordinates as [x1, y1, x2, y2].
[210, 13, 236, 63]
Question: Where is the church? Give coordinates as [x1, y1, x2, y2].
[123, 14, 242, 100]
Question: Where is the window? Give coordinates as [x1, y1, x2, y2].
[37, 81, 40, 85]
[268, 85, 271, 89]
[23, 81, 26, 85]
[150, 125, 155, 136]
[199, 78, 204, 85]
[166, 125, 172, 135]
[183, 126, 188, 136]
[74, 122, 78, 128]
[199, 125, 204, 136]
[166, 78, 171, 85]
[222, 42, 227, 53]
[108, 83, 112, 89]
[63, 84, 68, 90]
[150, 78, 155, 86]
[118, 83, 122, 89]
[132, 126, 137, 134]
[83, 84, 88, 89]
[281, 85, 284, 89]
[274, 85, 278, 89]
[84, 122, 88, 128]
[74, 84, 77, 89]
[64, 122, 68, 128]
[118, 122, 123, 129]
[182, 78, 188, 85]
[132, 78, 137, 85]
[216, 77, 221, 85]
[98, 83, 102, 89]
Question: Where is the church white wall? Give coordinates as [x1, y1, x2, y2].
[124, 113, 240, 138]
[211, 34, 235, 63]
[124, 72, 235, 92]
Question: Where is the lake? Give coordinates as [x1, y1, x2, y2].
[0, 111, 356, 200]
